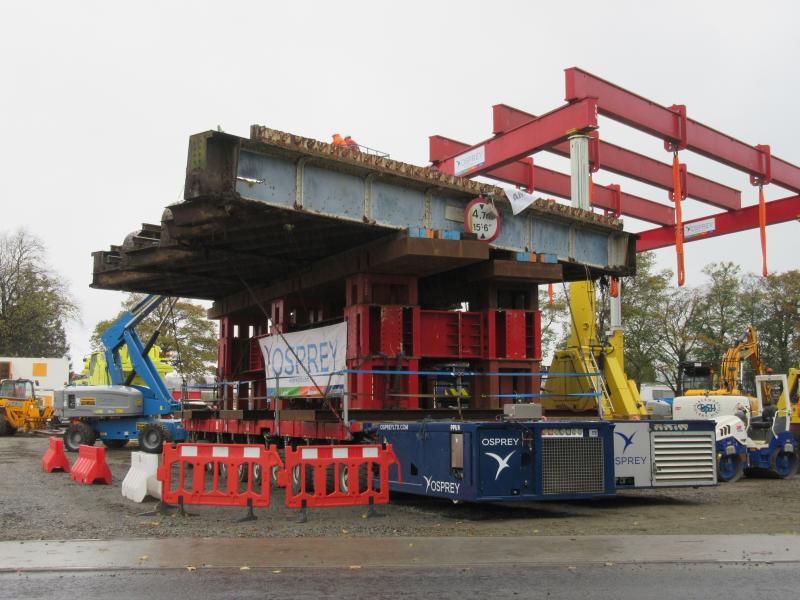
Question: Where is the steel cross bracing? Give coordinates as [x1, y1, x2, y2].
[429, 67, 800, 250]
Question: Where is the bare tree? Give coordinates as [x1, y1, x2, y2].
[0, 229, 78, 357]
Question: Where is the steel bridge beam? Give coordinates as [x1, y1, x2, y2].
[636, 194, 800, 251]
[492, 104, 741, 210]
[430, 135, 674, 226]
[565, 68, 800, 194]
[188, 129, 633, 271]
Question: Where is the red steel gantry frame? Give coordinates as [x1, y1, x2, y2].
[430, 67, 800, 255]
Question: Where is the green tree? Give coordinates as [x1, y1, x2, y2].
[91, 293, 217, 382]
[620, 252, 672, 387]
[0, 229, 78, 357]
[652, 286, 705, 394]
[752, 270, 800, 373]
[693, 262, 749, 367]
[538, 285, 568, 361]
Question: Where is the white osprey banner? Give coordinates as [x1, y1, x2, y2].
[259, 322, 347, 397]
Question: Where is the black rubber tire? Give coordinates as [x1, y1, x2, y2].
[138, 423, 171, 454]
[0, 414, 17, 436]
[717, 453, 744, 483]
[334, 464, 368, 494]
[771, 448, 799, 479]
[291, 464, 315, 494]
[64, 422, 97, 452]
[102, 439, 129, 449]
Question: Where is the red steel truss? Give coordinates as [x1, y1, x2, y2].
[430, 67, 800, 250]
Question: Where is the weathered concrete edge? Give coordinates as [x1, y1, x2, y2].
[1, 535, 799, 572]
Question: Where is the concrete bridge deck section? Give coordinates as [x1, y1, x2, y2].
[3, 535, 799, 571]
[91, 126, 635, 302]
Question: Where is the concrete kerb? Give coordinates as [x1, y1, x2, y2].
[1, 535, 800, 572]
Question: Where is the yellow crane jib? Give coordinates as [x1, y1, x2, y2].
[542, 280, 647, 419]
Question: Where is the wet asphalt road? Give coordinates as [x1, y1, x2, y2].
[3, 563, 798, 600]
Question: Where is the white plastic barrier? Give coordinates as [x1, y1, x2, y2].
[121, 451, 162, 502]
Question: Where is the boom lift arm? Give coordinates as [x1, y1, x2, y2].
[99, 294, 178, 414]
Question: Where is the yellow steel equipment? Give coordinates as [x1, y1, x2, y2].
[684, 326, 764, 396]
[542, 280, 647, 419]
[73, 346, 172, 387]
[0, 379, 53, 434]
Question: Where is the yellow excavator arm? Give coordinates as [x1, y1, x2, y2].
[718, 325, 764, 394]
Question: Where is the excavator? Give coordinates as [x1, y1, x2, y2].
[672, 327, 798, 481]
[541, 280, 648, 419]
[682, 325, 763, 398]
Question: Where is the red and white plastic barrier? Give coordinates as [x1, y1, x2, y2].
[70, 445, 112, 485]
[157, 443, 282, 509]
[281, 444, 400, 509]
[42, 437, 71, 473]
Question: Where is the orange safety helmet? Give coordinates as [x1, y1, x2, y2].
[331, 133, 345, 146]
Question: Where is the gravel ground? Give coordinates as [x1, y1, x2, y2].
[2, 435, 798, 541]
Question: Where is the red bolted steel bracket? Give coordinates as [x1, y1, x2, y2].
[607, 184, 622, 217]
[668, 163, 688, 201]
[524, 157, 534, 193]
[664, 104, 688, 152]
[750, 144, 772, 186]
[588, 130, 601, 173]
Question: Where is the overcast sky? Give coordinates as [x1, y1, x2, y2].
[2, 0, 798, 364]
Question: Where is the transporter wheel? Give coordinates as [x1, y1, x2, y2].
[64, 422, 97, 452]
[717, 454, 744, 483]
[102, 439, 129, 449]
[771, 449, 799, 479]
[138, 423, 170, 454]
[336, 464, 368, 494]
[291, 464, 315, 494]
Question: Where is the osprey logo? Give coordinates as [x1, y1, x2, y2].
[422, 475, 460, 495]
[614, 430, 637, 453]
[485, 451, 516, 480]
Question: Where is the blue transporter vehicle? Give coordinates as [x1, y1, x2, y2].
[57, 295, 186, 452]
[611, 420, 718, 489]
[368, 419, 615, 502]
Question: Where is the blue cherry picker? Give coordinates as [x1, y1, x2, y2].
[58, 295, 187, 452]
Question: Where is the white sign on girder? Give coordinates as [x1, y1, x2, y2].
[454, 145, 486, 176]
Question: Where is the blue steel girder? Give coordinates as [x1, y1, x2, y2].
[185, 129, 634, 273]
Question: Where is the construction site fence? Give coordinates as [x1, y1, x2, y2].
[280, 443, 400, 511]
[157, 443, 282, 510]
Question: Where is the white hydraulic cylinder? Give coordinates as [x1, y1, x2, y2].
[569, 134, 591, 210]
[610, 289, 622, 332]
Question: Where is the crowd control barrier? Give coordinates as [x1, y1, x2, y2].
[42, 437, 71, 473]
[282, 444, 400, 518]
[69, 445, 112, 485]
[157, 443, 282, 520]
[122, 451, 161, 502]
